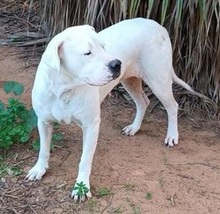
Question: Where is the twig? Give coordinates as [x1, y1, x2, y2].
[100, 194, 114, 214]
[9, 206, 19, 214]
[58, 150, 71, 167]
[28, 205, 38, 214]
[0, 2, 17, 11]
[170, 193, 176, 206]
[4, 193, 20, 199]
[15, 38, 48, 46]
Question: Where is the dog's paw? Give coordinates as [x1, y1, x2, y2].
[26, 163, 48, 181]
[164, 135, 178, 147]
[71, 182, 92, 202]
[121, 124, 139, 136]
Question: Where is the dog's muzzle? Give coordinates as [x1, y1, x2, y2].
[108, 59, 121, 79]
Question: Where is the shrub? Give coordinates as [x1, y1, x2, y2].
[0, 81, 37, 149]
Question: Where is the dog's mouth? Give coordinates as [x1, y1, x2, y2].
[83, 74, 117, 87]
[111, 70, 120, 80]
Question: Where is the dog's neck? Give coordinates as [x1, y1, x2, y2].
[35, 62, 89, 101]
[50, 66, 87, 100]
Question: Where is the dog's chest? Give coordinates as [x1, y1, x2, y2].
[33, 85, 100, 126]
[52, 97, 82, 125]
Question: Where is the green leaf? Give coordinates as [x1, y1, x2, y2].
[0, 101, 4, 110]
[73, 182, 89, 196]
[73, 186, 79, 191]
[53, 122, 60, 129]
[26, 108, 38, 129]
[161, 0, 170, 25]
[147, 0, 154, 18]
[20, 133, 30, 143]
[52, 133, 63, 142]
[3, 81, 24, 95]
[10, 166, 23, 176]
[97, 187, 112, 196]
[145, 192, 152, 200]
[0, 139, 13, 149]
[32, 139, 40, 151]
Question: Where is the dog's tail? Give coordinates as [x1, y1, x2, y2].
[171, 68, 211, 101]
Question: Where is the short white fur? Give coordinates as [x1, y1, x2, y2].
[27, 18, 201, 201]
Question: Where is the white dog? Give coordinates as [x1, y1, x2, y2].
[26, 18, 203, 201]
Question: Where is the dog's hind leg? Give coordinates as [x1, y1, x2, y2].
[143, 75, 179, 147]
[121, 77, 150, 136]
[26, 119, 53, 180]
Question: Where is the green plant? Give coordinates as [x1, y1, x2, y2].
[145, 192, 152, 200]
[0, 81, 37, 149]
[124, 183, 136, 191]
[52, 133, 63, 141]
[111, 206, 124, 213]
[158, 176, 164, 187]
[126, 198, 141, 214]
[73, 181, 89, 197]
[87, 198, 97, 213]
[32, 133, 63, 151]
[0, 162, 23, 177]
[96, 187, 112, 197]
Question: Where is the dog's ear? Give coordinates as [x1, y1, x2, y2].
[42, 38, 63, 73]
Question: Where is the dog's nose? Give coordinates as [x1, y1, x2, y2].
[108, 59, 121, 79]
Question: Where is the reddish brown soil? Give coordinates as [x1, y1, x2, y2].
[0, 46, 220, 214]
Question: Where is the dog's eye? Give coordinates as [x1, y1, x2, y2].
[84, 51, 92, 56]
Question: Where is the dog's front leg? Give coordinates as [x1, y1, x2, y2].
[26, 119, 53, 180]
[71, 117, 101, 202]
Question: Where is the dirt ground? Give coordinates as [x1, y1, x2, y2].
[0, 43, 220, 214]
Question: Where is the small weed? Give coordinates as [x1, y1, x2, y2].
[124, 183, 136, 191]
[158, 176, 164, 187]
[87, 198, 97, 213]
[0, 162, 23, 177]
[32, 138, 56, 151]
[162, 152, 168, 165]
[32, 133, 63, 151]
[73, 181, 89, 197]
[111, 206, 124, 213]
[126, 198, 141, 214]
[145, 192, 152, 200]
[7, 166, 22, 176]
[52, 133, 63, 141]
[53, 122, 60, 129]
[0, 154, 23, 178]
[32, 139, 41, 151]
[0, 162, 8, 177]
[96, 187, 112, 197]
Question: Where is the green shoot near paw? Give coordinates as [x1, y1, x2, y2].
[73, 181, 89, 197]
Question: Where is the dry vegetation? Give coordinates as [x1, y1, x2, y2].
[1, 0, 219, 116]
[38, 0, 220, 116]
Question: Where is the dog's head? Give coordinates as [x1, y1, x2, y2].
[42, 25, 121, 86]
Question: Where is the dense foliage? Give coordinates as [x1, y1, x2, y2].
[0, 81, 37, 149]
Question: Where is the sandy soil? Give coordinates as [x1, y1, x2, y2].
[0, 45, 220, 214]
